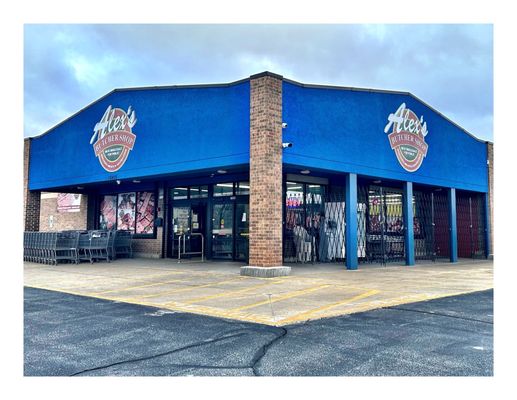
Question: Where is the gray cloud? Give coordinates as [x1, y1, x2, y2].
[24, 24, 493, 140]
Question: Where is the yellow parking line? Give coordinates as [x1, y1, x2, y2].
[277, 289, 380, 325]
[184, 280, 285, 304]
[229, 284, 331, 312]
[90, 278, 188, 295]
[131, 277, 245, 301]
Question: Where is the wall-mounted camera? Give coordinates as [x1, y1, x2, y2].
[282, 142, 293, 149]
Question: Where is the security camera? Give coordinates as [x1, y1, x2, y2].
[282, 142, 293, 149]
[282, 122, 288, 129]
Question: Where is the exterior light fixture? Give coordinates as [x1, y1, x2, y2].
[76, 186, 84, 190]
[373, 180, 382, 184]
[217, 169, 227, 174]
[116, 180, 121, 185]
[300, 170, 310, 175]
[132, 180, 141, 183]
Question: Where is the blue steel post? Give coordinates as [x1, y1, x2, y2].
[403, 182, 415, 266]
[345, 173, 358, 270]
[484, 192, 491, 258]
[448, 188, 458, 262]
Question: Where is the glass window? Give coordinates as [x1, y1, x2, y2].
[213, 183, 234, 197]
[212, 203, 234, 259]
[117, 192, 136, 232]
[306, 184, 324, 204]
[285, 182, 304, 230]
[236, 181, 250, 195]
[136, 192, 155, 235]
[190, 185, 208, 198]
[172, 187, 188, 200]
[99, 195, 117, 230]
[286, 182, 304, 208]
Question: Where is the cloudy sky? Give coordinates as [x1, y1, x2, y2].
[24, 24, 493, 140]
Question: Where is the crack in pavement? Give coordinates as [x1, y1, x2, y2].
[250, 327, 288, 376]
[69, 330, 249, 376]
[388, 307, 493, 325]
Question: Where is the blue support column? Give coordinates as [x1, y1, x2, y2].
[345, 173, 358, 270]
[484, 192, 491, 258]
[448, 188, 458, 262]
[403, 182, 415, 266]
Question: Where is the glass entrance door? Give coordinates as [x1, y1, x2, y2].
[235, 202, 249, 261]
[211, 202, 234, 259]
[169, 202, 206, 258]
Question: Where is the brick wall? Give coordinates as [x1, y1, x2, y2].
[248, 72, 283, 267]
[24, 138, 41, 231]
[487, 142, 494, 256]
[39, 192, 88, 231]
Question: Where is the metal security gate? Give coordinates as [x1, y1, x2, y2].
[456, 191, 486, 258]
[413, 189, 450, 260]
[283, 187, 346, 263]
[358, 184, 405, 264]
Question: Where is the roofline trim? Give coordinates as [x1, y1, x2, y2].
[282, 76, 411, 96]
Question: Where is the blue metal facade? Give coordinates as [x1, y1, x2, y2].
[28, 81, 250, 191]
[281, 80, 488, 193]
[28, 76, 489, 194]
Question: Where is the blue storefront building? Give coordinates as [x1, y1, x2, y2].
[23, 72, 492, 275]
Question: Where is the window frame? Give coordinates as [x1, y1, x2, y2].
[98, 190, 158, 239]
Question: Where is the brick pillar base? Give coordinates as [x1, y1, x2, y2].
[243, 72, 289, 277]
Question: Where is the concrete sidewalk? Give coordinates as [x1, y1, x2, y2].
[23, 258, 493, 326]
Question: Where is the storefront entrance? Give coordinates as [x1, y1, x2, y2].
[211, 199, 249, 261]
[167, 183, 249, 261]
[168, 200, 207, 259]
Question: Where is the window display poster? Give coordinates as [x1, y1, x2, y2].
[57, 193, 82, 213]
[136, 192, 155, 235]
[117, 192, 136, 231]
[173, 207, 190, 235]
[99, 195, 117, 230]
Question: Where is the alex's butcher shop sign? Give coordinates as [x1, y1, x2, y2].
[90, 105, 137, 172]
[384, 103, 429, 172]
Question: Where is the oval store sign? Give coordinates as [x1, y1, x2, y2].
[90, 105, 137, 172]
[384, 103, 429, 172]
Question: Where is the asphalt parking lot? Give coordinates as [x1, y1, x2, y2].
[24, 287, 493, 376]
[24, 258, 493, 325]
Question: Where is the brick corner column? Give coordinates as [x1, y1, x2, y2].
[241, 72, 290, 278]
[24, 138, 41, 232]
[486, 142, 494, 258]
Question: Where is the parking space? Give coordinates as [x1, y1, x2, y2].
[24, 258, 493, 326]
